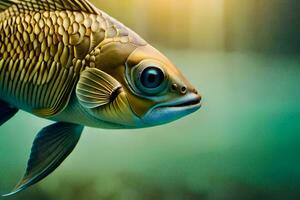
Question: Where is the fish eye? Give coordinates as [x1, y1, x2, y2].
[134, 65, 167, 95]
[140, 67, 164, 89]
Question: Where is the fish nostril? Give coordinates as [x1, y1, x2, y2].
[193, 88, 198, 94]
[171, 83, 188, 95]
[171, 83, 178, 91]
[180, 86, 187, 94]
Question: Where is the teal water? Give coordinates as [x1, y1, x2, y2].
[0, 51, 300, 200]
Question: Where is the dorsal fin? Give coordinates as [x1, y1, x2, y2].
[0, 0, 99, 14]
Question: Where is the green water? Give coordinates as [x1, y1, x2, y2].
[0, 51, 300, 200]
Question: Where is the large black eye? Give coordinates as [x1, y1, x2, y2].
[134, 65, 167, 95]
[140, 67, 164, 89]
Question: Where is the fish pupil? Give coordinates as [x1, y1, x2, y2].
[141, 67, 164, 89]
[148, 74, 156, 83]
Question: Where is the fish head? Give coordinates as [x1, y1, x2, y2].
[76, 41, 201, 128]
[124, 44, 202, 127]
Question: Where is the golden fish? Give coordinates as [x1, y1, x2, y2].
[0, 0, 202, 195]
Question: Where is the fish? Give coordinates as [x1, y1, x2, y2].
[0, 0, 202, 196]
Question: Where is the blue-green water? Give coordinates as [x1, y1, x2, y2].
[0, 51, 300, 200]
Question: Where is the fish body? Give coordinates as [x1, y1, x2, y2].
[0, 1, 144, 127]
[0, 0, 202, 195]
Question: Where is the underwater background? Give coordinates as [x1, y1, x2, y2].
[1, 0, 300, 199]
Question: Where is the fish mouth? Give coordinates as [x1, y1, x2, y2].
[142, 93, 202, 126]
[159, 93, 202, 110]
[166, 95, 201, 108]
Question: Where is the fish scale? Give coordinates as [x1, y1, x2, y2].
[0, 1, 130, 114]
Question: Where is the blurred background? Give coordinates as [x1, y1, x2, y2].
[1, 0, 300, 199]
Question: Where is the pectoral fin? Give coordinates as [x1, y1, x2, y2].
[76, 67, 123, 109]
[3, 122, 84, 196]
[0, 100, 18, 126]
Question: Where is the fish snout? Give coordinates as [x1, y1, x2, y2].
[169, 82, 202, 110]
[191, 88, 202, 104]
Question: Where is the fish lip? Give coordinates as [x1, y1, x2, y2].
[164, 95, 201, 109]
[141, 93, 202, 126]
[157, 93, 202, 110]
